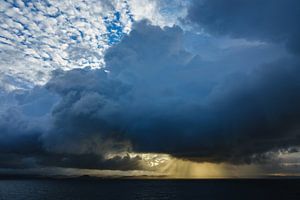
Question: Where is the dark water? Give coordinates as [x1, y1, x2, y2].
[0, 179, 300, 200]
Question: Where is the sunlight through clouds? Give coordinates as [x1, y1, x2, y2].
[1, 0, 300, 179]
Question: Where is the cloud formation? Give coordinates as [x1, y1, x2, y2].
[0, 0, 186, 91]
[2, 20, 300, 170]
[1, 1, 300, 175]
[98, 21, 300, 163]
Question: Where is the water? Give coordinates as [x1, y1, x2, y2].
[0, 179, 299, 200]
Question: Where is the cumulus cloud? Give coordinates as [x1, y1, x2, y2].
[102, 22, 300, 163]
[0, 79, 143, 170]
[2, 21, 299, 170]
[1, 1, 300, 175]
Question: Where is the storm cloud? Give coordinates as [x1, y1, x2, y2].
[1, 1, 300, 173]
[8, 22, 300, 164]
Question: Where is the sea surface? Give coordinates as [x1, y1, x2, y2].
[0, 179, 299, 200]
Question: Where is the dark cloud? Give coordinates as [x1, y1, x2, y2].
[0, 76, 140, 170]
[1, 20, 300, 172]
[45, 21, 300, 164]
[188, 0, 300, 54]
[43, 68, 131, 155]
[38, 153, 143, 171]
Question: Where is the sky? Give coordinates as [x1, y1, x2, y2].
[0, 0, 300, 178]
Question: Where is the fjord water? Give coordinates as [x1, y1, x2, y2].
[0, 179, 299, 200]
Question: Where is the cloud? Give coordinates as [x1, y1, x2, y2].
[128, 0, 189, 28]
[188, 0, 300, 54]
[1, 18, 300, 172]
[0, 0, 133, 90]
[0, 0, 187, 90]
[0, 0, 192, 172]
[42, 21, 300, 164]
